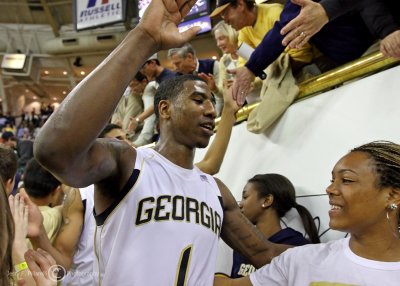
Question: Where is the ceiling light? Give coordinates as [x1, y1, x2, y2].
[53, 97, 57, 100]
[212, 56, 217, 60]
[80, 71, 86, 75]
[62, 91, 67, 95]
[63, 71, 68, 75]
[44, 70, 49, 75]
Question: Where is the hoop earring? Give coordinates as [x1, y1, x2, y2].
[386, 204, 400, 239]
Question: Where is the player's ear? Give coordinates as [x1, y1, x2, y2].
[158, 99, 171, 119]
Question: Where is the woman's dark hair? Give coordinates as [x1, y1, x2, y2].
[0, 179, 14, 284]
[351, 141, 400, 189]
[248, 173, 320, 243]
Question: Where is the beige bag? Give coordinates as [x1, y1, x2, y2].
[247, 53, 299, 133]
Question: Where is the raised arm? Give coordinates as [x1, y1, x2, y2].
[216, 178, 290, 268]
[232, 1, 301, 106]
[33, 0, 200, 188]
[195, 88, 240, 175]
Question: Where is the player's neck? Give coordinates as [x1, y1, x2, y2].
[154, 141, 195, 170]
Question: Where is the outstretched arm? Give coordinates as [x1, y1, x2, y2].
[214, 275, 252, 286]
[216, 178, 290, 268]
[195, 88, 240, 175]
[34, 0, 200, 189]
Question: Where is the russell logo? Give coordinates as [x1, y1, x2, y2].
[87, 0, 109, 8]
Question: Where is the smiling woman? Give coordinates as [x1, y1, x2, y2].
[214, 140, 400, 286]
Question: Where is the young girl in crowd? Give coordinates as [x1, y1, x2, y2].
[231, 173, 319, 278]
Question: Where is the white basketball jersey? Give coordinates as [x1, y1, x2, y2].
[62, 185, 96, 286]
[93, 147, 224, 286]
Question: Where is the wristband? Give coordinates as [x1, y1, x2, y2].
[14, 261, 28, 273]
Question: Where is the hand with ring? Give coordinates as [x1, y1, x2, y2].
[280, 0, 329, 48]
[231, 66, 255, 106]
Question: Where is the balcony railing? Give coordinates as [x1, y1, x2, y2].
[215, 51, 400, 127]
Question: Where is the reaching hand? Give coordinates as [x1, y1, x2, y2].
[138, 0, 201, 50]
[223, 79, 234, 90]
[128, 117, 139, 133]
[222, 85, 240, 114]
[197, 73, 217, 92]
[9, 194, 29, 246]
[231, 67, 255, 106]
[280, 0, 328, 48]
[19, 188, 44, 238]
[380, 30, 400, 59]
[17, 249, 58, 286]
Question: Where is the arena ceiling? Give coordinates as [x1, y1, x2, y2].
[0, 0, 134, 110]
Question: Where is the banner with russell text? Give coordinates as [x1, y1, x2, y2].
[75, 0, 125, 30]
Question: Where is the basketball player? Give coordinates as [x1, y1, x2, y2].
[33, 0, 288, 285]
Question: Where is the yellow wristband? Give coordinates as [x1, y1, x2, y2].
[14, 261, 28, 273]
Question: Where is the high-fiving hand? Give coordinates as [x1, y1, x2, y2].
[139, 0, 201, 50]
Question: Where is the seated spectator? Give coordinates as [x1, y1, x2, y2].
[128, 80, 158, 147]
[0, 178, 14, 284]
[99, 123, 133, 145]
[230, 173, 319, 278]
[214, 140, 400, 286]
[168, 43, 224, 115]
[23, 158, 65, 245]
[280, 0, 400, 59]
[128, 53, 178, 142]
[211, 0, 319, 132]
[1, 131, 17, 150]
[211, 0, 382, 105]
[210, 0, 313, 73]
[0, 145, 18, 195]
[111, 71, 148, 140]
[140, 53, 177, 83]
[16, 139, 34, 174]
[212, 21, 262, 105]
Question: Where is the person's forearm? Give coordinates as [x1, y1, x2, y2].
[34, 27, 157, 174]
[138, 105, 154, 122]
[195, 105, 236, 175]
[29, 226, 72, 269]
[245, 1, 299, 77]
[12, 241, 37, 285]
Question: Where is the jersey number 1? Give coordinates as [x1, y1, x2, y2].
[174, 245, 193, 286]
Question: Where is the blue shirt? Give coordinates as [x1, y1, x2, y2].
[231, 227, 310, 278]
[245, 0, 375, 78]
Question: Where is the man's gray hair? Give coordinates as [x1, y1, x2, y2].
[168, 43, 196, 59]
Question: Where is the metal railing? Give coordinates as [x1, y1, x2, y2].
[215, 51, 400, 126]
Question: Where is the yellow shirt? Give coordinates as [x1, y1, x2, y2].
[26, 206, 62, 248]
[238, 4, 313, 67]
